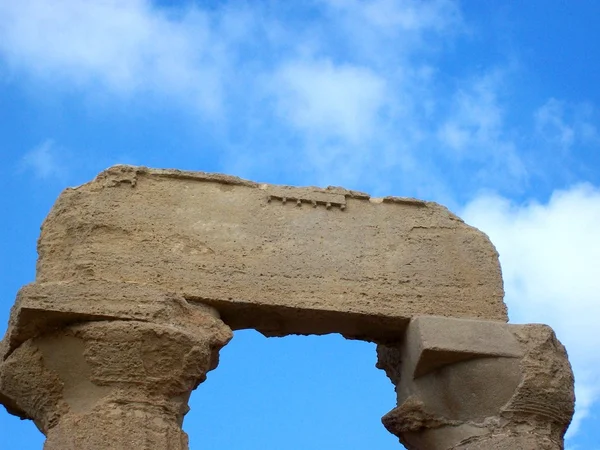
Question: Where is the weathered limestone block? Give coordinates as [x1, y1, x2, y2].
[32, 165, 506, 340]
[0, 293, 231, 450]
[0, 166, 575, 449]
[377, 316, 575, 449]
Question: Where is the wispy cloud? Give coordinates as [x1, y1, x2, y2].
[321, 0, 463, 59]
[0, 0, 476, 195]
[270, 60, 387, 143]
[436, 70, 528, 184]
[0, 0, 251, 114]
[438, 73, 505, 154]
[19, 140, 67, 181]
[463, 185, 600, 439]
[534, 98, 599, 151]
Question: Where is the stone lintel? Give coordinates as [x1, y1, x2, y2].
[30, 165, 507, 342]
[190, 295, 411, 342]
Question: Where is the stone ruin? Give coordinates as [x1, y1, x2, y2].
[0, 165, 575, 449]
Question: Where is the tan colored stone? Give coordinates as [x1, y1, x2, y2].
[33, 165, 506, 340]
[377, 317, 575, 449]
[0, 308, 231, 449]
[1, 281, 228, 358]
[0, 166, 575, 450]
[401, 316, 523, 378]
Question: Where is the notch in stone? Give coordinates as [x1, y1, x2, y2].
[265, 187, 347, 211]
[404, 316, 523, 379]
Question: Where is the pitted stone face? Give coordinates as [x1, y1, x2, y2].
[0, 166, 574, 450]
[31, 165, 505, 341]
[0, 303, 232, 450]
[377, 317, 575, 450]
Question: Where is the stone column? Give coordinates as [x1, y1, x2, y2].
[376, 317, 575, 450]
[0, 282, 232, 450]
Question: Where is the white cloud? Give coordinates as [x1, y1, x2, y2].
[270, 60, 387, 143]
[19, 140, 66, 180]
[0, 0, 246, 114]
[436, 71, 527, 182]
[534, 98, 599, 151]
[438, 75, 503, 153]
[324, 0, 463, 40]
[250, 1, 469, 192]
[359, 0, 460, 31]
[1, 0, 593, 204]
[0, 0, 474, 197]
[462, 184, 600, 439]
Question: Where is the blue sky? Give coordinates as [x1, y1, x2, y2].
[1, 1, 599, 448]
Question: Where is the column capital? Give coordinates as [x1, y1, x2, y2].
[377, 317, 575, 450]
[0, 282, 232, 449]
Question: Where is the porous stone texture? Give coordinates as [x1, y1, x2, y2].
[0, 298, 231, 449]
[33, 165, 505, 340]
[0, 166, 574, 449]
[377, 317, 575, 449]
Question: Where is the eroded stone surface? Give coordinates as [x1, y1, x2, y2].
[377, 317, 575, 450]
[0, 306, 231, 450]
[34, 165, 506, 340]
[0, 166, 574, 450]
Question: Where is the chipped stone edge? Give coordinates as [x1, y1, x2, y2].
[70, 165, 432, 206]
